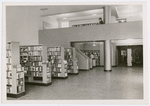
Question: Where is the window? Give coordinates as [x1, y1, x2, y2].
[61, 22, 69, 28]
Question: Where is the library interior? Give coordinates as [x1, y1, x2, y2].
[4, 5, 144, 100]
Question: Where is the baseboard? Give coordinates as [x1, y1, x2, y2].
[79, 69, 89, 71]
[52, 76, 68, 79]
[25, 82, 52, 86]
[68, 73, 79, 75]
[104, 70, 112, 72]
[7, 92, 26, 98]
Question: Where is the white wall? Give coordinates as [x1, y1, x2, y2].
[39, 21, 143, 47]
[74, 43, 84, 50]
[84, 43, 100, 50]
[114, 39, 143, 46]
[39, 16, 59, 30]
[6, 6, 39, 45]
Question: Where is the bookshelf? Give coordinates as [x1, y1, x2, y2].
[6, 41, 25, 98]
[81, 50, 100, 66]
[20, 45, 52, 86]
[47, 47, 68, 79]
[64, 48, 78, 74]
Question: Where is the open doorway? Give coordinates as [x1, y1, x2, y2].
[117, 45, 143, 67]
[70, 41, 104, 67]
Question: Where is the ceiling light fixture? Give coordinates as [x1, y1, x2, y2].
[93, 42, 96, 46]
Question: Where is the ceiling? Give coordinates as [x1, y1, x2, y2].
[12, 5, 142, 22]
[39, 5, 104, 16]
[38, 5, 142, 22]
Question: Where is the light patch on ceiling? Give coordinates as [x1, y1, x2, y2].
[115, 5, 142, 22]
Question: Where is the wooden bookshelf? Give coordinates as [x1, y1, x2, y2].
[20, 45, 52, 86]
[64, 48, 78, 74]
[47, 47, 68, 78]
[6, 41, 25, 98]
[81, 50, 100, 66]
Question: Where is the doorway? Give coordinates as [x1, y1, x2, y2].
[117, 45, 143, 67]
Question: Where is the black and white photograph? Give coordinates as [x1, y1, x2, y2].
[1, 1, 149, 105]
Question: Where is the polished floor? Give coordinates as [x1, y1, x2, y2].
[7, 65, 143, 100]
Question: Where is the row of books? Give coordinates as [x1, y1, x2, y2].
[20, 51, 42, 56]
[20, 52, 28, 56]
[7, 78, 12, 85]
[47, 73, 51, 78]
[6, 43, 11, 50]
[50, 59, 62, 64]
[28, 46, 42, 51]
[20, 47, 28, 52]
[7, 86, 12, 93]
[17, 72, 24, 79]
[68, 69, 74, 73]
[7, 65, 12, 70]
[48, 55, 61, 60]
[26, 71, 43, 77]
[47, 51, 61, 56]
[52, 67, 62, 72]
[47, 47, 61, 52]
[7, 79, 24, 92]
[28, 51, 42, 56]
[51, 63, 62, 68]
[21, 62, 43, 66]
[67, 65, 74, 69]
[6, 51, 11, 57]
[65, 55, 73, 60]
[28, 56, 42, 61]
[20, 46, 43, 52]
[6, 58, 11, 64]
[7, 72, 12, 78]
[17, 85, 24, 93]
[52, 72, 67, 77]
[28, 66, 42, 71]
[17, 78, 24, 85]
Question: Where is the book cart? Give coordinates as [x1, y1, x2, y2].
[6, 41, 25, 98]
[47, 47, 68, 79]
[64, 47, 78, 74]
[20, 45, 52, 86]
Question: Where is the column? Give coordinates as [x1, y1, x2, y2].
[111, 42, 116, 66]
[104, 40, 112, 72]
[100, 42, 104, 66]
[103, 6, 111, 24]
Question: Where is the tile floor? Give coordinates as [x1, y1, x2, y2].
[7, 65, 143, 100]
